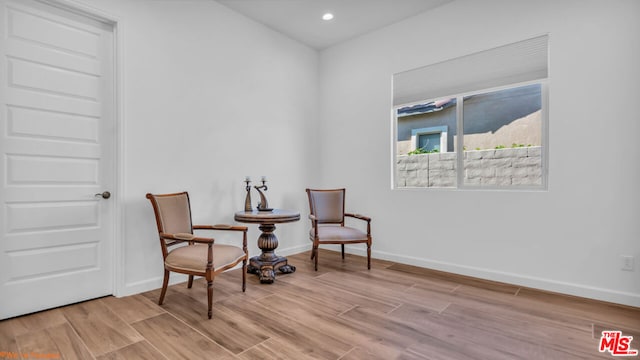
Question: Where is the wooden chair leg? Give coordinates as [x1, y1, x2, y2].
[207, 279, 213, 319]
[341, 244, 345, 259]
[159, 270, 170, 305]
[187, 275, 194, 288]
[314, 247, 319, 271]
[310, 247, 315, 259]
[242, 259, 247, 292]
[367, 243, 371, 270]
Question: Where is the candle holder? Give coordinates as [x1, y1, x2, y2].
[254, 177, 272, 212]
[244, 177, 253, 212]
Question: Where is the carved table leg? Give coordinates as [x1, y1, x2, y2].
[247, 223, 296, 283]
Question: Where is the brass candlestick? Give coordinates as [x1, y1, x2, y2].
[244, 177, 253, 212]
[254, 176, 272, 211]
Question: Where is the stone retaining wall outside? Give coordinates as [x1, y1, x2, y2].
[396, 146, 542, 187]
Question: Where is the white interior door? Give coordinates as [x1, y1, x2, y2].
[0, 0, 116, 319]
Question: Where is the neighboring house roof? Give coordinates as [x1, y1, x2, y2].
[397, 98, 455, 117]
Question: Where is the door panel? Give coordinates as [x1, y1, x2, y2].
[7, 5, 101, 56]
[9, 57, 101, 99]
[0, 0, 115, 319]
[8, 106, 99, 142]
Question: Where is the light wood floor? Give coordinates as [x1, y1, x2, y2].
[1, 249, 639, 359]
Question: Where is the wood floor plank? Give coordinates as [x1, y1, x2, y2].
[0, 323, 19, 357]
[393, 302, 603, 360]
[61, 298, 144, 356]
[278, 272, 399, 314]
[237, 337, 317, 360]
[340, 346, 404, 360]
[402, 339, 509, 360]
[0, 308, 65, 355]
[388, 262, 521, 295]
[402, 337, 519, 360]
[314, 271, 406, 307]
[96, 341, 168, 360]
[391, 304, 565, 360]
[339, 304, 439, 351]
[439, 303, 607, 359]
[358, 265, 460, 293]
[101, 295, 165, 324]
[264, 293, 404, 359]
[272, 280, 363, 316]
[220, 298, 354, 359]
[132, 313, 234, 360]
[397, 284, 453, 313]
[315, 271, 454, 313]
[517, 287, 640, 332]
[158, 291, 269, 355]
[449, 283, 630, 336]
[277, 251, 336, 280]
[15, 322, 94, 360]
[1, 308, 67, 337]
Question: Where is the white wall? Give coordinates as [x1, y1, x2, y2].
[70, 0, 640, 307]
[73, 0, 320, 294]
[319, 0, 640, 306]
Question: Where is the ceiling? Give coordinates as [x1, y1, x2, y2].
[215, 0, 453, 50]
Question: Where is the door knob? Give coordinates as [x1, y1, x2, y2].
[95, 191, 111, 199]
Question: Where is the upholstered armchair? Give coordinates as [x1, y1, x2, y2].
[305, 188, 372, 271]
[146, 192, 248, 319]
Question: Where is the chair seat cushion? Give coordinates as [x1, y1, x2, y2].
[310, 226, 368, 242]
[165, 243, 246, 273]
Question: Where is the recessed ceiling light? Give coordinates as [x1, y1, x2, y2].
[322, 13, 334, 21]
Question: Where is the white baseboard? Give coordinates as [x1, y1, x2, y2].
[275, 243, 310, 257]
[118, 273, 189, 297]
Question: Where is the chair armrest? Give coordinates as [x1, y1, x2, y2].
[192, 224, 248, 249]
[345, 213, 371, 222]
[307, 214, 319, 239]
[345, 213, 371, 236]
[308, 214, 319, 230]
[160, 232, 214, 244]
[194, 224, 248, 232]
[173, 232, 195, 240]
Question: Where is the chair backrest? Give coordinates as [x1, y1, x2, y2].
[146, 192, 194, 256]
[306, 188, 345, 225]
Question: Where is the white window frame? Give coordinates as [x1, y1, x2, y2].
[392, 35, 549, 191]
[393, 80, 548, 190]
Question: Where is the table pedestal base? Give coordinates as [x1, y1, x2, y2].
[247, 223, 296, 283]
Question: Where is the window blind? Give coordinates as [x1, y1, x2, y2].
[393, 35, 549, 106]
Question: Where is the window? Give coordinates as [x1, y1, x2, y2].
[393, 35, 548, 190]
[417, 133, 439, 152]
[462, 84, 543, 187]
[411, 126, 448, 154]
